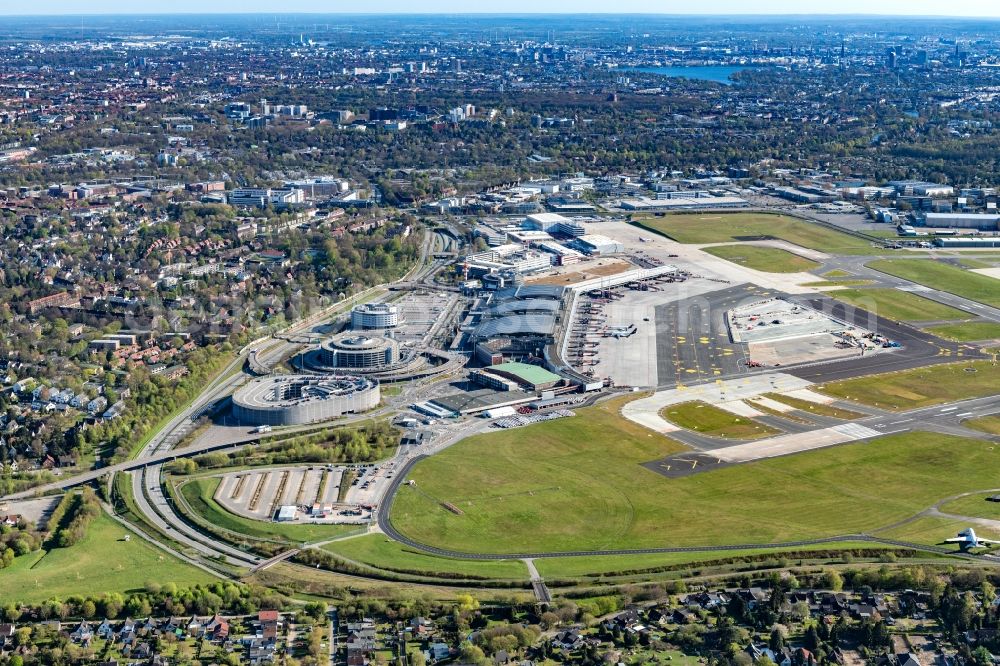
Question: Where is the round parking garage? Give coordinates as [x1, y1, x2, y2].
[320, 334, 400, 370]
[231, 374, 381, 426]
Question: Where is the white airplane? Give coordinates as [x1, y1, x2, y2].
[944, 528, 1000, 550]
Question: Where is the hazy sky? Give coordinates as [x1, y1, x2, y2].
[3, 0, 1000, 16]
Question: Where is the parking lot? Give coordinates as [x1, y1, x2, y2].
[394, 289, 460, 346]
[214, 465, 379, 524]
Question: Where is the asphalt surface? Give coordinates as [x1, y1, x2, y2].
[655, 284, 776, 385]
[782, 295, 984, 383]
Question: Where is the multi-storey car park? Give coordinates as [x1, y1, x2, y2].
[350, 302, 399, 330]
[320, 334, 401, 370]
[231, 374, 380, 426]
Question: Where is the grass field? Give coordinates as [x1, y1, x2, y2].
[938, 493, 1000, 521]
[825, 288, 972, 322]
[661, 401, 782, 439]
[0, 512, 213, 604]
[390, 413, 1000, 554]
[323, 535, 527, 580]
[875, 516, 995, 548]
[178, 477, 360, 544]
[963, 415, 1000, 436]
[702, 244, 820, 273]
[633, 213, 875, 254]
[923, 322, 1000, 342]
[762, 393, 866, 420]
[817, 361, 1000, 411]
[800, 280, 875, 287]
[533, 541, 898, 579]
[868, 259, 1000, 309]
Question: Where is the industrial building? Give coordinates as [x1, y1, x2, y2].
[228, 187, 305, 209]
[570, 234, 624, 255]
[471, 362, 562, 391]
[618, 195, 748, 211]
[232, 374, 380, 426]
[932, 237, 1000, 248]
[320, 334, 400, 370]
[351, 302, 399, 330]
[922, 212, 1000, 230]
[523, 212, 586, 237]
[463, 244, 553, 277]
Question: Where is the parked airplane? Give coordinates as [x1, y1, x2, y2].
[944, 528, 1000, 550]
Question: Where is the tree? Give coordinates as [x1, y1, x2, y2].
[769, 626, 786, 653]
[822, 570, 844, 592]
[459, 642, 487, 666]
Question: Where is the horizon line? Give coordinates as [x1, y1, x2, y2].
[2, 11, 1000, 19]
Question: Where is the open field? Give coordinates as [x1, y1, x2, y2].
[391, 418, 1000, 554]
[825, 288, 972, 322]
[533, 541, 899, 579]
[799, 280, 875, 287]
[0, 512, 213, 604]
[661, 401, 782, 439]
[633, 213, 874, 254]
[178, 476, 359, 543]
[923, 322, 1000, 343]
[702, 244, 820, 273]
[762, 393, 866, 420]
[874, 516, 997, 548]
[938, 493, 1000, 521]
[817, 361, 1000, 410]
[248, 562, 534, 603]
[323, 535, 527, 580]
[867, 259, 1000, 309]
[963, 415, 1000, 436]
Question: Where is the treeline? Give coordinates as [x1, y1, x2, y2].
[4, 581, 290, 623]
[291, 549, 526, 589]
[185, 422, 398, 471]
[45, 488, 100, 549]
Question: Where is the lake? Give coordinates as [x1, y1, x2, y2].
[624, 65, 757, 85]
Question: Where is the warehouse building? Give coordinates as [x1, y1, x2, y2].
[922, 212, 1000, 230]
[570, 234, 624, 255]
[472, 361, 562, 391]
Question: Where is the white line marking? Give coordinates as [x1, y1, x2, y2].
[957, 412, 973, 417]
[940, 407, 958, 412]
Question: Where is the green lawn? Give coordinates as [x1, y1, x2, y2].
[818, 361, 1000, 411]
[390, 417, 1000, 554]
[323, 535, 527, 580]
[633, 213, 875, 254]
[534, 541, 897, 579]
[702, 244, 820, 273]
[661, 401, 782, 439]
[923, 322, 1000, 342]
[825, 288, 972, 322]
[800, 280, 876, 287]
[868, 259, 1000, 309]
[0, 512, 213, 604]
[938, 493, 1000, 521]
[875, 516, 997, 549]
[178, 476, 360, 544]
[962, 414, 1000, 436]
[762, 393, 866, 420]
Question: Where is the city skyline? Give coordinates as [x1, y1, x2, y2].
[3, 0, 1000, 17]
